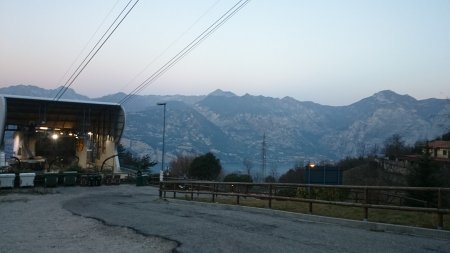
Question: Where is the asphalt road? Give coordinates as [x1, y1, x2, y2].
[63, 186, 450, 253]
[0, 186, 176, 253]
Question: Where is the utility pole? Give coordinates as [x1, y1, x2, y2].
[261, 133, 266, 182]
[157, 102, 167, 181]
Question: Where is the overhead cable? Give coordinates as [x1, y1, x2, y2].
[54, 0, 140, 101]
[118, 0, 250, 105]
[55, 0, 122, 92]
[118, 0, 222, 94]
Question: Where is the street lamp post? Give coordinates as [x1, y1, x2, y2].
[307, 162, 315, 193]
[157, 102, 166, 181]
[307, 162, 315, 184]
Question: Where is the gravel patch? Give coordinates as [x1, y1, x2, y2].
[0, 186, 177, 253]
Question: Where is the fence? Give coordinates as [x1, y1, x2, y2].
[159, 181, 450, 229]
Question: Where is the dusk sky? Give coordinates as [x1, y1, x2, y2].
[1, 0, 449, 105]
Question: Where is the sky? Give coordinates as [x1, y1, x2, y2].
[1, 0, 450, 106]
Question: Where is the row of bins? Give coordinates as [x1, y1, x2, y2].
[0, 172, 121, 188]
[34, 172, 78, 187]
[0, 173, 36, 188]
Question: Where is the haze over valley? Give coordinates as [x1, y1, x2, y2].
[1, 84, 448, 172]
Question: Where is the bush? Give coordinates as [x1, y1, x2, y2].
[278, 167, 304, 183]
[264, 175, 276, 183]
[223, 173, 253, 182]
[276, 187, 297, 197]
[298, 187, 349, 201]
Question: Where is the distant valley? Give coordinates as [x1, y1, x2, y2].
[1, 84, 449, 172]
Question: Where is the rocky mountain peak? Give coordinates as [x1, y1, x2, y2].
[372, 90, 416, 104]
[208, 89, 237, 97]
[0, 84, 90, 101]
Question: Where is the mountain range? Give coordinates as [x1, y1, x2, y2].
[1, 84, 449, 172]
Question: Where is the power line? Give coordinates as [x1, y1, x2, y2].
[119, 0, 249, 104]
[118, 0, 222, 94]
[54, 0, 122, 93]
[54, 0, 140, 101]
[119, 0, 250, 105]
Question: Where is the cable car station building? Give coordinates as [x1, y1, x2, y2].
[0, 95, 125, 173]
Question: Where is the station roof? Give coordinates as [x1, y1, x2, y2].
[0, 95, 125, 144]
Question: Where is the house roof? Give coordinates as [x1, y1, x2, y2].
[426, 140, 450, 149]
[402, 155, 450, 165]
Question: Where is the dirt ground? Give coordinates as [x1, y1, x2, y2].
[0, 185, 177, 253]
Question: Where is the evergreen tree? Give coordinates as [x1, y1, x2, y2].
[189, 152, 222, 180]
[117, 144, 157, 172]
[407, 153, 440, 207]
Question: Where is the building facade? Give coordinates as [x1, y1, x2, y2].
[0, 95, 125, 172]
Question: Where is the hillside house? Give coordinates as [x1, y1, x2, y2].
[423, 140, 450, 160]
[387, 140, 450, 172]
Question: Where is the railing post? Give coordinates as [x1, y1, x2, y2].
[162, 183, 449, 229]
[309, 186, 313, 214]
[363, 187, 368, 221]
[173, 183, 176, 199]
[245, 184, 249, 200]
[437, 188, 443, 229]
[268, 184, 273, 209]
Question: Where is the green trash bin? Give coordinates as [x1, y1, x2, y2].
[103, 174, 113, 185]
[136, 175, 144, 186]
[44, 173, 59, 187]
[63, 171, 77, 186]
[87, 173, 101, 186]
[136, 174, 148, 186]
[113, 174, 121, 185]
[79, 174, 89, 186]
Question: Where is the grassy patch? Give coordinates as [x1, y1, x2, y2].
[175, 194, 449, 230]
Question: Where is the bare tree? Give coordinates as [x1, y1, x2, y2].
[169, 154, 195, 178]
[383, 134, 409, 160]
[368, 144, 379, 158]
[243, 158, 253, 175]
[264, 166, 278, 182]
[269, 166, 278, 179]
[356, 141, 366, 159]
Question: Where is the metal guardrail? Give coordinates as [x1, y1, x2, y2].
[159, 181, 450, 229]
